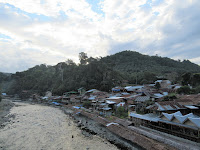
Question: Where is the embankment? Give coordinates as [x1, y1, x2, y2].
[0, 99, 14, 128]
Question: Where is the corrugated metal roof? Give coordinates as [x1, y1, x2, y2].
[185, 105, 199, 109]
[187, 118, 200, 128]
[160, 111, 200, 129]
[106, 100, 116, 104]
[149, 101, 186, 111]
[102, 107, 112, 111]
[162, 113, 174, 120]
[125, 86, 144, 91]
[135, 96, 150, 102]
[130, 113, 160, 122]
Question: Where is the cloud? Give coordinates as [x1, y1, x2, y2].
[0, 0, 200, 72]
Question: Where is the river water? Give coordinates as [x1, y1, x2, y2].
[0, 102, 118, 150]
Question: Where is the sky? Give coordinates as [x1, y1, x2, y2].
[0, 0, 200, 73]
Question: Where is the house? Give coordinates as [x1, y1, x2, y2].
[1, 93, 6, 96]
[101, 107, 112, 116]
[78, 87, 86, 95]
[86, 89, 100, 94]
[124, 86, 144, 93]
[130, 111, 200, 142]
[174, 95, 200, 115]
[45, 91, 52, 97]
[146, 101, 186, 115]
[69, 95, 81, 104]
[176, 94, 200, 106]
[97, 100, 115, 117]
[112, 86, 124, 93]
[155, 80, 171, 89]
[63, 91, 79, 96]
[135, 96, 150, 113]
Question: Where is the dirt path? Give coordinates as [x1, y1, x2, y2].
[0, 102, 118, 150]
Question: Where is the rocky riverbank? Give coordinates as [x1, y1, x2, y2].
[61, 106, 175, 150]
[0, 99, 15, 129]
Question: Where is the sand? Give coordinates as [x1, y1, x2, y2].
[0, 102, 118, 150]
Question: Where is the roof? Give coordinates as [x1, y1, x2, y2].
[135, 96, 150, 102]
[176, 94, 200, 105]
[153, 93, 164, 98]
[155, 80, 171, 84]
[185, 105, 199, 109]
[88, 96, 96, 100]
[102, 107, 112, 111]
[160, 111, 200, 129]
[107, 96, 123, 100]
[106, 100, 116, 104]
[106, 122, 119, 127]
[86, 89, 100, 93]
[131, 111, 200, 129]
[114, 119, 132, 127]
[155, 80, 162, 83]
[117, 102, 125, 107]
[147, 101, 186, 111]
[130, 112, 160, 122]
[125, 86, 144, 91]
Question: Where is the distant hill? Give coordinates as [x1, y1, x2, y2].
[2, 50, 200, 95]
[0, 72, 11, 83]
[101, 51, 200, 74]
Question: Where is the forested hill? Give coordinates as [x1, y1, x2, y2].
[0, 72, 11, 84]
[101, 51, 200, 74]
[2, 50, 200, 95]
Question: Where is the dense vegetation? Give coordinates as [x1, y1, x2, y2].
[1, 50, 200, 96]
[102, 51, 200, 84]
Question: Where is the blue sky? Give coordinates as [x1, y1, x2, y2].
[0, 0, 200, 73]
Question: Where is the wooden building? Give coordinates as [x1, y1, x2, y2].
[130, 111, 200, 142]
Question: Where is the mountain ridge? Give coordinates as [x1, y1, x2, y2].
[1, 50, 200, 95]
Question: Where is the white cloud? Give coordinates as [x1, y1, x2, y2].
[0, 0, 200, 72]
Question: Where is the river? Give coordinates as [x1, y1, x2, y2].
[0, 102, 118, 150]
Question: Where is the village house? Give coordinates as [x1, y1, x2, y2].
[124, 85, 144, 93]
[146, 101, 186, 115]
[112, 86, 124, 93]
[129, 111, 200, 142]
[77, 87, 86, 95]
[155, 79, 171, 89]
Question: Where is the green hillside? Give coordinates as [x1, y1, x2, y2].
[102, 51, 200, 74]
[2, 50, 200, 95]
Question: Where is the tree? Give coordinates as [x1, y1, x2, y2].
[82, 101, 91, 109]
[79, 52, 88, 65]
[155, 82, 161, 90]
[0, 86, 2, 102]
[192, 73, 200, 87]
[177, 86, 191, 94]
[163, 93, 177, 101]
[116, 106, 128, 118]
[181, 72, 192, 86]
[65, 59, 76, 66]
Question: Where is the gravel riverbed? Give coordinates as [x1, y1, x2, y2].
[0, 101, 118, 150]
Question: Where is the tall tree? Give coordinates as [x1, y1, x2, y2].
[79, 52, 88, 65]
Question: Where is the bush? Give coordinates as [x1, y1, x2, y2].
[177, 86, 191, 94]
[82, 101, 92, 109]
[115, 106, 128, 118]
[155, 82, 161, 90]
[0, 95, 2, 102]
[194, 85, 200, 94]
[163, 93, 177, 101]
